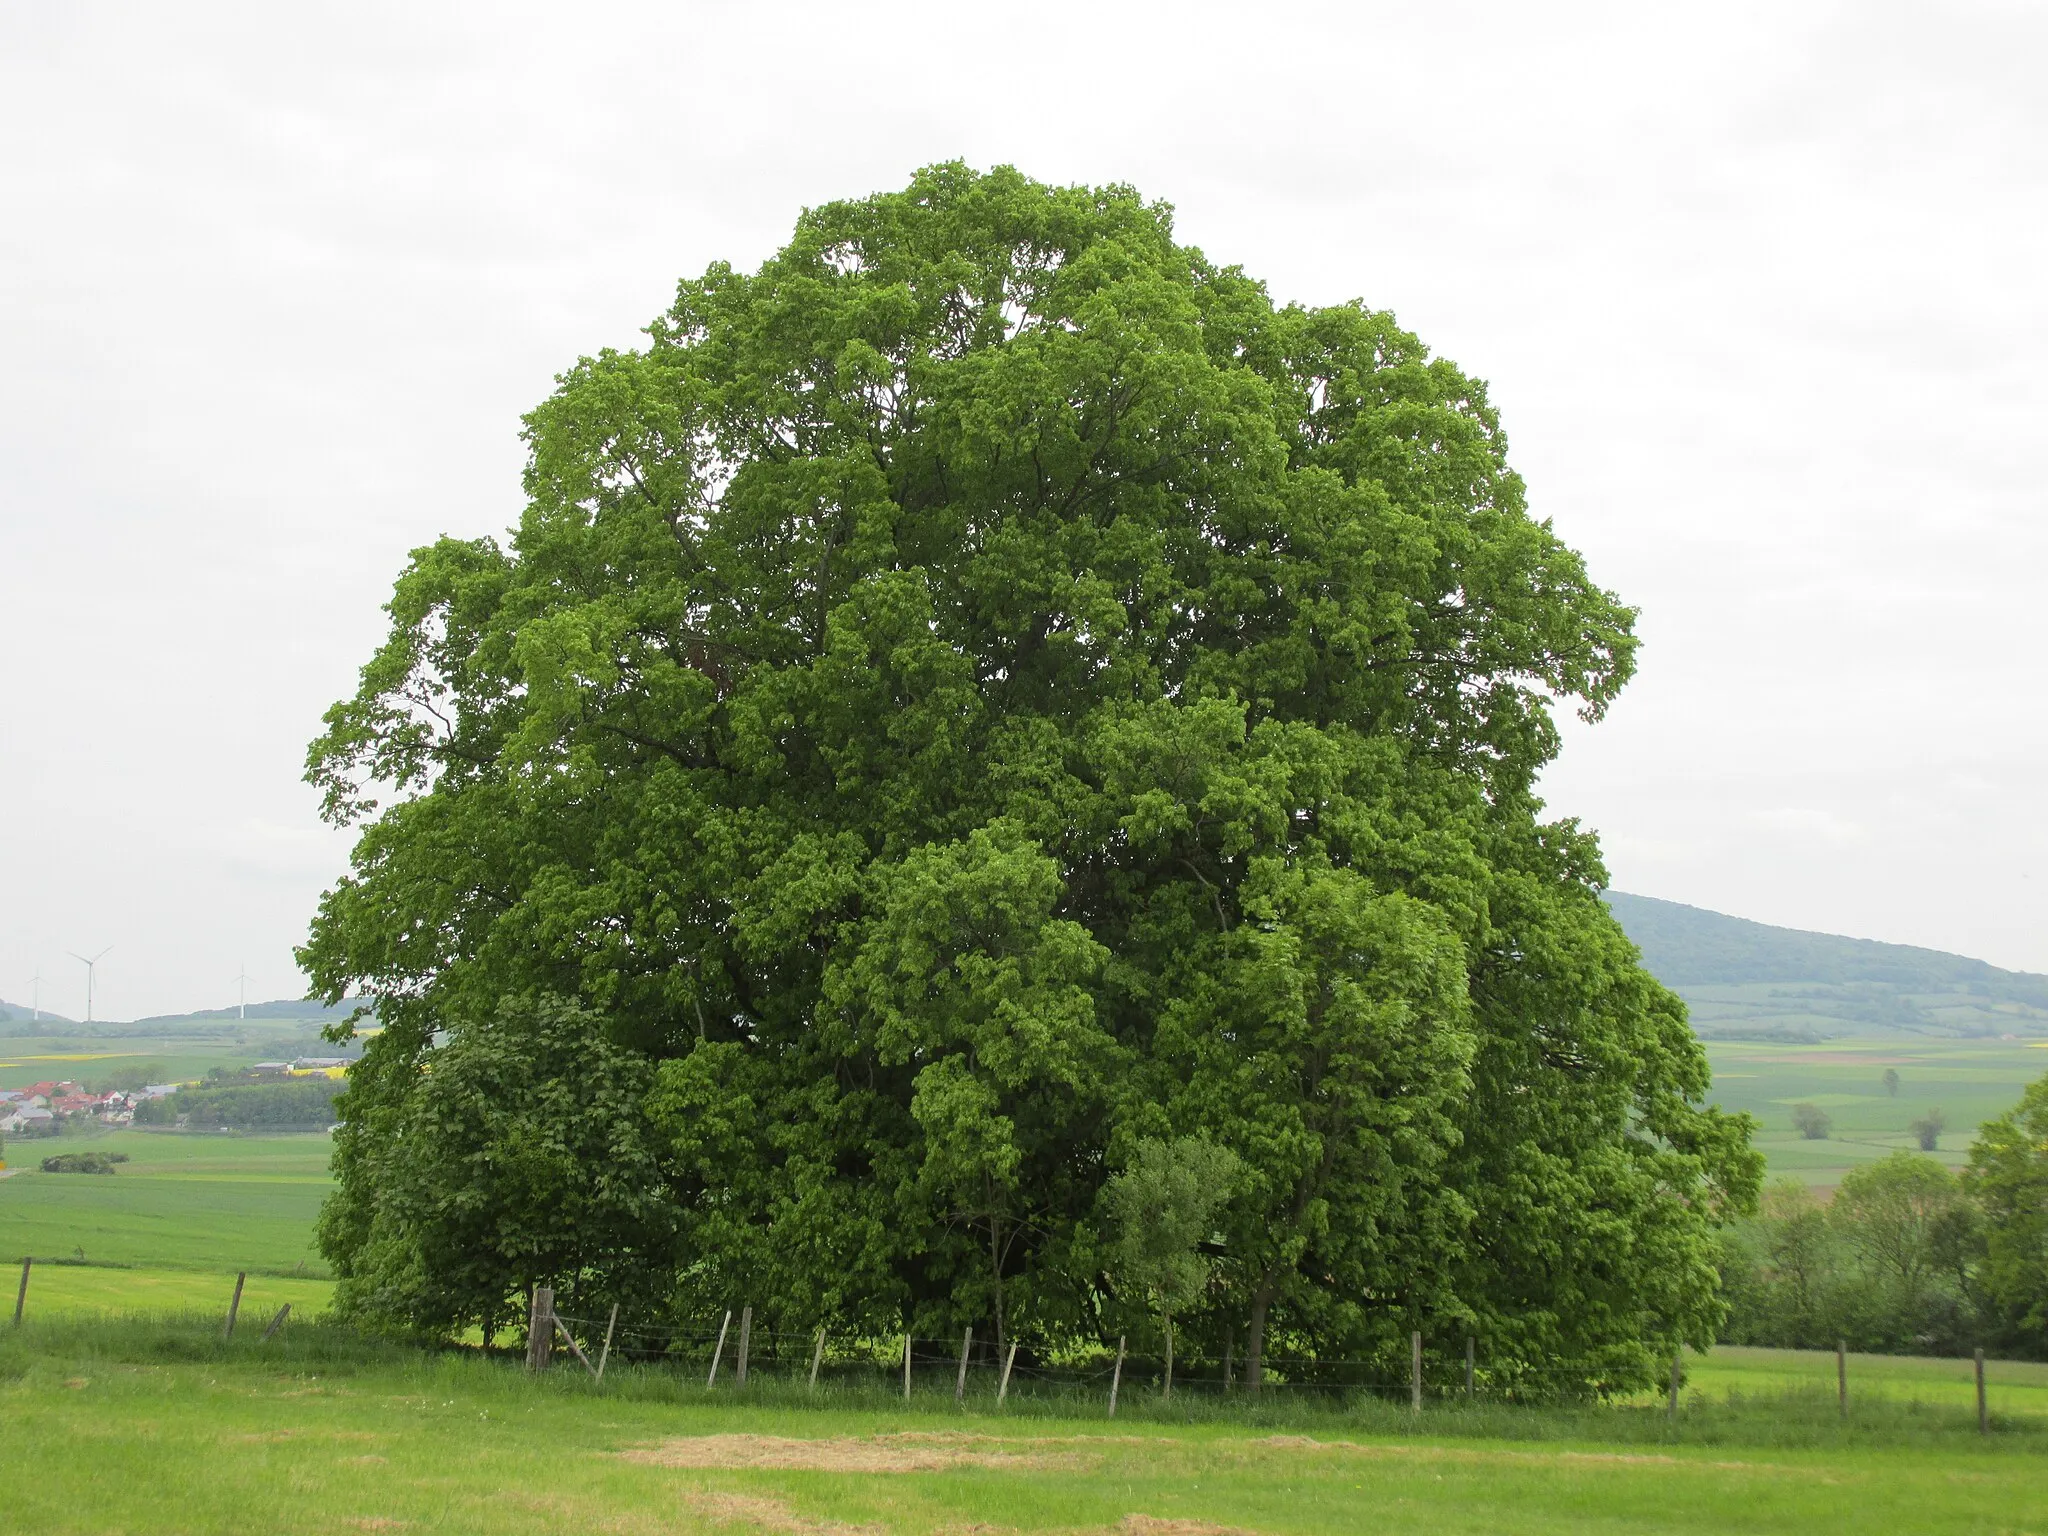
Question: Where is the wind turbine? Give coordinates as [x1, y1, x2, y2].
[31, 966, 44, 1023]
[231, 963, 251, 1020]
[68, 946, 112, 1024]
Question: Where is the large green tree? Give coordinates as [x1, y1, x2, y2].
[304, 163, 1758, 1388]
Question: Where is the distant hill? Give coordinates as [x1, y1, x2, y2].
[0, 1001, 74, 1025]
[1604, 892, 2048, 1040]
[124, 998, 365, 1028]
[0, 997, 365, 1038]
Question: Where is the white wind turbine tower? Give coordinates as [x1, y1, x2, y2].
[68, 946, 112, 1024]
[31, 966, 45, 1022]
[231, 964, 251, 1020]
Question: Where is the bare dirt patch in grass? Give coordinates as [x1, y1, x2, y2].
[1118, 1517, 1263, 1536]
[624, 1433, 1093, 1474]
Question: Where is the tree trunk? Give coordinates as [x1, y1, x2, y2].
[989, 1215, 1007, 1360]
[1246, 1281, 1276, 1392]
[1164, 1309, 1174, 1399]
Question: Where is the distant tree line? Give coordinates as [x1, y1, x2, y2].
[1718, 1074, 2048, 1359]
[135, 1076, 343, 1129]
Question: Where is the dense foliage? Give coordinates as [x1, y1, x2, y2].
[303, 164, 1759, 1389]
[1719, 1092, 2048, 1361]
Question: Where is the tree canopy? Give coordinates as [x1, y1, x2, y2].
[303, 163, 1759, 1389]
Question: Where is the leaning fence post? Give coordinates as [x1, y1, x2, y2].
[1108, 1335, 1126, 1417]
[808, 1326, 826, 1391]
[597, 1304, 618, 1382]
[736, 1305, 752, 1386]
[1464, 1334, 1474, 1403]
[13, 1257, 29, 1325]
[224, 1272, 247, 1339]
[707, 1309, 732, 1386]
[1410, 1330, 1422, 1413]
[1837, 1339, 1847, 1418]
[1975, 1347, 1988, 1435]
[261, 1303, 291, 1342]
[1668, 1352, 1681, 1420]
[903, 1333, 912, 1400]
[998, 1341, 1017, 1405]
[956, 1327, 972, 1402]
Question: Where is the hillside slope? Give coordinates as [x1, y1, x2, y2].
[1604, 892, 2048, 1040]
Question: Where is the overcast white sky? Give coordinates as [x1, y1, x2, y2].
[2, 0, 2043, 1019]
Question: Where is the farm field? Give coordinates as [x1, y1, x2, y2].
[0, 1018, 329, 1092]
[1, 1322, 2039, 1536]
[0, 1128, 331, 1274]
[1697, 1034, 2043, 1186]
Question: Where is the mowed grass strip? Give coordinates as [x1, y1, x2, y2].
[1, 1324, 2041, 1536]
[0, 1130, 331, 1273]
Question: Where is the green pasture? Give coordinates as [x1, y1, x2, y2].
[1699, 1035, 2043, 1186]
[1, 1321, 2040, 1536]
[6, 1260, 333, 1321]
[0, 1129, 332, 1274]
[1686, 1345, 2048, 1420]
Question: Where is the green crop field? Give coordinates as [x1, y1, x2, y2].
[1699, 1035, 2044, 1186]
[0, 1128, 333, 1275]
[0, 1320, 2039, 1536]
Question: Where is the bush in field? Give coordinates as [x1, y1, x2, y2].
[1909, 1109, 1945, 1152]
[1791, 1102, 1832, 1140]
[40, 1151, 126, 1174]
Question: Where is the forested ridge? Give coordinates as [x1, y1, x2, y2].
[302, 164, 1760, 1393]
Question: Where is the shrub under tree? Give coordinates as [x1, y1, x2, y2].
[302, 163, 1760, 1391]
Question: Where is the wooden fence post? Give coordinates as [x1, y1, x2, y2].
[1668, 1352, 1681, 1420]
[532, 1287, 553, 1371]
[13, 1256, 29, 1326]
[736, 1305, 751, 1386]
[1975, 1347, 1988, 1435]
[224, 1272, 247, 1339]
[1837, 1340, 1847, 1418]
[707, 1310, 731, 1386]
[808, 1327, 826, 1391]
[1108, 1336, 1126, 1418]
[261, 1304, 291, 1342]
[1464, 1334, 1474, 1403]
[998, 1341, 1017, 1405]
[956, 1327, 972, 1402]
[597, 1304, 619, 1382]
[1410, 1330, 1422, 1413]
[903, 1333, 912, 1400]
[526, 1288, 542, 1370]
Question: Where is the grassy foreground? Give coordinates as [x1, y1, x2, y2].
[2, 1320, 2040, 1536]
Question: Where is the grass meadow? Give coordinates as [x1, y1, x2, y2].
[2, 1318, 2042, 1536]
